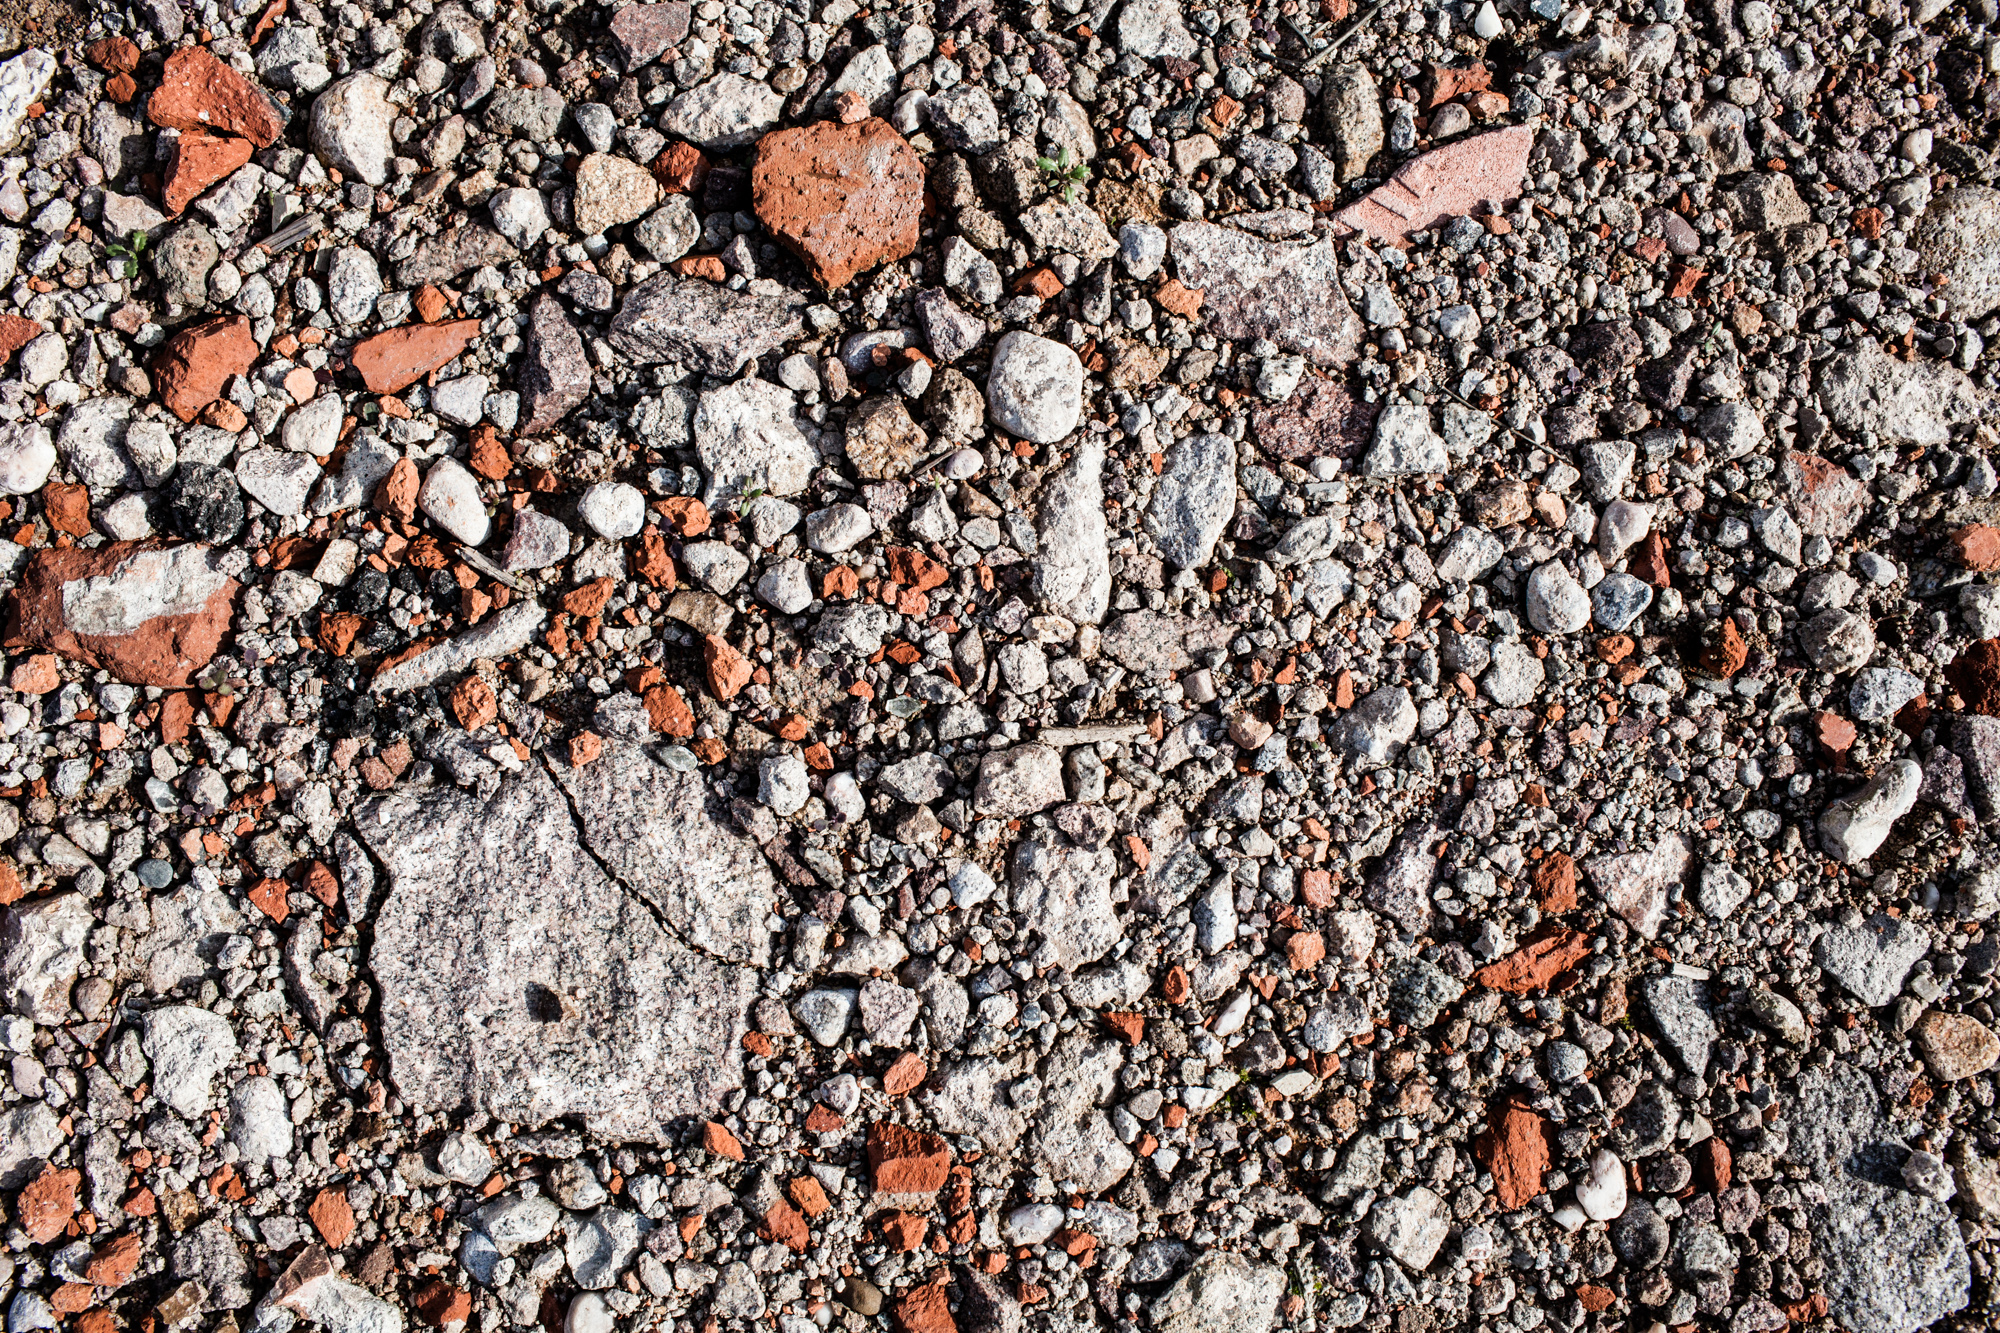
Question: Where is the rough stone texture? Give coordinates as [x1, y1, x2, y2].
[609, 273, 805, 375]
[1168, 221, 1361, 368]
[1009, 830, 1120, 970]
[986, 331, 1084, 444]
[1788, 1063, 1969, 1333]
[6, 543, 238, 688]
[1583, 832, 1690, 939]
[551, 736, 775, 966]
[1911, 187, 2000, 320]
[369, 602, 547, 693]
[1814, 339, 1985, 448]
[1147, 1251, 1283, 1333]
[1331, 127, 1533, 242]
[752, 119, 923, 290]
[1475, 1101, 1547, 1210]
[355, 759, 758, 1143]
[516, 295, 591, 435]
[1813, 913, 1929, 1007]
[1146, 432, 1235, 569]
[609, 2, 692, 69]
[573, 152, 664, 237]
[1034, 437, 1110, 624]
[0, 893, 90, 1024]
[693, 377, 816, 505]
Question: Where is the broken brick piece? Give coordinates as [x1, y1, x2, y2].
[867, 1121, 951, 1195]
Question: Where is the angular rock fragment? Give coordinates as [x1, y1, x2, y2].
[356, 759, 758, 1142]
[1331, 126, 1533, 242]
[752, 119, 924, 290]
[6, 543, 238, 688]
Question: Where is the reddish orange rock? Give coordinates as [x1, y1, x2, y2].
[86, 36, 141, 73]
[1474, 1099, 1548, 1210]
[789, 1175, 830, 1217]
[643, 683, 695, 737]
[1154, 279, 1204, 320]
[1103, 1012, 1144, 1044]
[163, 131, 254, 216]
[1286, 930, 1326, 971]
[703, 633, 752, 701]
[652, 141, 711, 195]
[86, 1232, 144, 1288]
[414, 285, 451, 323]
[891, 1275, 957, 1333]
[1629, 531, 1672, 588]
[147, 46, 284, 147]
[413, 1280, 472, 1327]
[247, 877, 290, 924]
[569, 732, 604, 767]
[376, 458, 419, 521]
[1699, 616, 1748, 679]
[670, 255, 727, 281]
[658, 496, 710, 535]
[43, 482, 90, 537]
[6, 543, 239, 689]
[309, 1188, 355, 1247]
[468, 426, 511, 480]
[1949, 639, 2000, 716]
[867, 1121, 951, 1195]
[0, 314, 42, 365]
[1161, 964, 1191, 1004]
[153, 315, 258, 423]
[350, 320, 481, 394]
[1424, 62, 1492, 108]
[882, 1051, 928, 1095]
[1695, 1136, 1733, 1192]
[881, 1210, 928, 1251]
[1533, 852, 1578, 914]
[752, 118, 924, 290]
[885, 546, 948, 593]
[450, 676, 498, 729]
[1952, 524, 2000, 573]
[703, 1121, 745, 1160]
[633, 530, 679, 588]
[17, 1164, 79, 1243]
[1474, 929, 1592, 994]
[760, 1200, 810, 1253]
[1575, 1286, 1615, 1313]
[10, 654, 59, 695]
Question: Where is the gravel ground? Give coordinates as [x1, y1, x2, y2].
[0, 1, 1995, 1333]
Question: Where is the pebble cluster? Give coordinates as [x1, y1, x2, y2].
[0, 1, 1993, 1333]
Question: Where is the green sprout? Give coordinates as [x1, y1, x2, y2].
[104, 229, 148, 280]
[1035, 146, 1089, 204]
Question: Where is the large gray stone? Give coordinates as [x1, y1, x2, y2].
[1034, 437, 1110, 624]
[355, 759, 758, 1143]
[1168, 221, 1361, 368]
[1009, 829, 1121, 970]
[551, 737, 776, 967]
[1146, 431, 1236, 569]
[609, 273, 805, 376]
[1788, 1063, 1969, 1333]
[1148, 1251, 1284, 1333]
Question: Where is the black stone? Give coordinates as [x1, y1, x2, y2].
[166, 463, 244, 543]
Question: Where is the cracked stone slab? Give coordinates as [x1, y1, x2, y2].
[551, 736, 777, 967]
[355, 758, 757, 1143]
